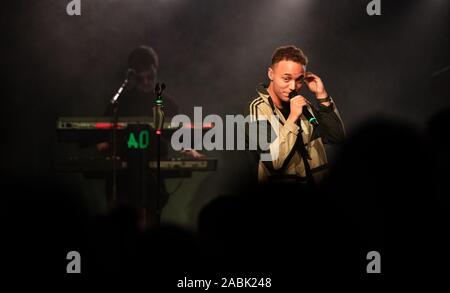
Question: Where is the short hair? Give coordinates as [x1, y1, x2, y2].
[271, 45, 308, 67]
[128, 45, 159, 72]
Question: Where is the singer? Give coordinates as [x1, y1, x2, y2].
[246, 45, 345, 187]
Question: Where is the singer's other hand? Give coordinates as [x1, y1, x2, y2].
[304, 72, 328, 99]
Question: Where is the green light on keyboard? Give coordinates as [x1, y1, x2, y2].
[128, 130, 149, 149]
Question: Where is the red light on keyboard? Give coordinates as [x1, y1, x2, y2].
[184, 123, 214, 129]
[95, 123, 126, 129]
[202, 123, 214, 129]
[156, 130, 162, 135]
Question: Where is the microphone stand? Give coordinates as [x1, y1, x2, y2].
[153, 83, 165, 227]
[109, 70, 133, 202]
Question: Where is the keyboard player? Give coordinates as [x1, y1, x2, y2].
[96, 45, 202, 229]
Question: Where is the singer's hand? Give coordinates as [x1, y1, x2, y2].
[287, 95, 310, 123]
[304, 72, 328, 99]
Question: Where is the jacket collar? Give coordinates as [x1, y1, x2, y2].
[256, 83, 278, 114]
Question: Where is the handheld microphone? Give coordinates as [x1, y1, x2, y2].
[288, 90, 318, 125]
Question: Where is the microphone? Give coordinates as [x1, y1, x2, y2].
[288, 90, 318, 125]
[110, 69, 135, 104]
[153, 82, 166, 132]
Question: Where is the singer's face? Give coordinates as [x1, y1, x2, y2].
[268, 60, 305, 103]
[135, 66, 157, 94]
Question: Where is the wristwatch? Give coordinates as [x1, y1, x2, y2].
[317, 96, 332, 103]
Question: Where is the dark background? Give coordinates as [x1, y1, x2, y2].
[1, 0, 449, 228]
